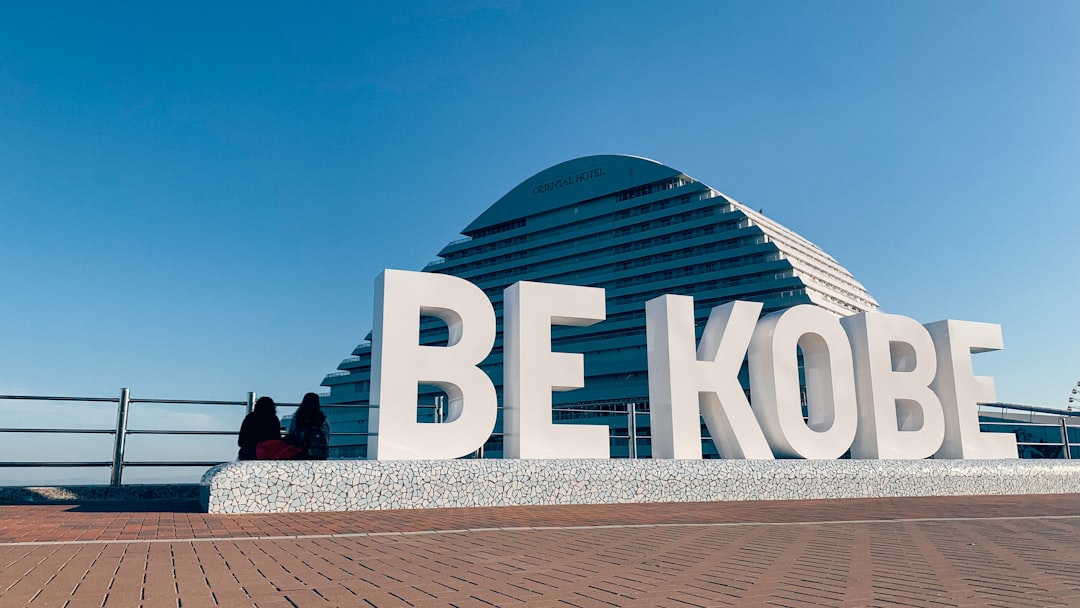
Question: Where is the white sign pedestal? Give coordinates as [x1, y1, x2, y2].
[201, 459, 1080, 514]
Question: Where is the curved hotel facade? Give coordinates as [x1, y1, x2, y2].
[322, 155, 879, 458]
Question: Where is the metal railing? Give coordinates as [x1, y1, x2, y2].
[475, 400, 1080, 461]
[978, 401, 1080, 460]
[3, 390, 1077, 486]
[305, 400, 1080, 461]
[0, 389, 259, 486]
[0, 390, 432, 486]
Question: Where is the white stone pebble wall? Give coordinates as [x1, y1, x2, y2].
[200, 459, 1080, 514]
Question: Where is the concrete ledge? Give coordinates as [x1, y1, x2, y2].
[0, 484, 200, 504]
[200, 459, 1080, 514]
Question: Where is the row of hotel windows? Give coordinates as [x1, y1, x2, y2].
[444, 249, 532, 274]
[463, 232, 768, 291]
[612, 246, 774, 273]
[445, 234, 530, 259]
[449, 184, 707, 261]
[614, 177, 691, 202]
[612, 193, 692, 220]
[610, 268, 794, 291]
[451, 239, 869, 320]
[609, 206, 717, 238]
[753, 227, 870, 299]
[467, 218, 527, 239]
[518, 213, 745, 273]
[786, 257, 874, 308]
[536, 191, 717, 244]
[454, 211, 749, 287]
[804, 285, 869, 314]
[743, 212, 843, 275]
[610, 285, 807, 309]
[464, 176, 693, 247]
[791, 264, 875, 311]
[548, 219, 743, 267]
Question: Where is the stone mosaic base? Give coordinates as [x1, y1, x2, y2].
[200, 459, 1080, 514]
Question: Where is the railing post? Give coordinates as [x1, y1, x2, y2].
[1061, 417, 1071, 460]
[245, 392, 256, 416]
[110, 388, 130, 487]
[627, 403, 637, 459]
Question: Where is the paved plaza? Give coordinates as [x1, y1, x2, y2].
[2, 494, 1080, 607]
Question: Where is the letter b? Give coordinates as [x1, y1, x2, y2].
[369, 270, 497, 459]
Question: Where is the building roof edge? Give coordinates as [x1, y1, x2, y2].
[463, 155, 682, 234]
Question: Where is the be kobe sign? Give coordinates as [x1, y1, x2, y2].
[369, 269, 1017, 461]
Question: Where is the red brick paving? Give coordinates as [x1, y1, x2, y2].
[1, 495, 1080, 607]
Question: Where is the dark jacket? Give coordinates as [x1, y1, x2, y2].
[237, 410, 281, 460]
[288, 412, 330, 460]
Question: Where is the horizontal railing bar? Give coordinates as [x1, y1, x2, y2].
[313, 432, 368, 437]
[0, 394, 117, 402]
[120, 461, 229, 467]
[1, 460, 361, 468]
[982, 422, 1066, 428]
[0, 429, 380, 437]
[124, 430, 238, 436]
[980, 401, 1080, 417]
[0, 424, 1054, 436]
[0, 428, 114, 434]
[129, 398, 250, 406]
[1, 395, 288, 407]
[320, 405, 629, 412]
[0, 462, 112, 467]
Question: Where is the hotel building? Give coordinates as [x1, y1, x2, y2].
[322, 155, 879, 458]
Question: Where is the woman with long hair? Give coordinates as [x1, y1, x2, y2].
[237, 396, 281, 460]
[288, 392, 330, 460]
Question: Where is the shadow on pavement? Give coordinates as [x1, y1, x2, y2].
[63, 500, 204, 513]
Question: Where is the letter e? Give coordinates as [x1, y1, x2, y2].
[503, 281, 607, 458]
[926, 320, 1017, 459]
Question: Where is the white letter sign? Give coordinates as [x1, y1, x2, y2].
[366, 271, 1018, 462]
[646, 295, 773, 459]
[369, 269, 498, 460]
[842, 312, 945, 459]
[927, 320, 1017, 459]
[749, 305, 858, 459]
[503, 281, 608, 459]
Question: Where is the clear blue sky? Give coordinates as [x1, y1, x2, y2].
[1, 1, 1078, 469]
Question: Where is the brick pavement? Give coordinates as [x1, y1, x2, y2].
[1, 494, 1080, 607]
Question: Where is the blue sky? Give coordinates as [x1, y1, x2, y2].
[1, 2, 1078, 479]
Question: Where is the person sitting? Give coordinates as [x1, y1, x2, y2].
[237, 396, 281, 460]
[288, 392, 330, 460]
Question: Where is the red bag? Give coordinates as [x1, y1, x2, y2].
[256, 439, 301, 460]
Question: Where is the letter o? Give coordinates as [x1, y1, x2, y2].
[748, 305, 858, 459]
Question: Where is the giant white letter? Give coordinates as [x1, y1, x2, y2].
[749, 305, 858, 459]
[646, 296, 773, 459]
[369, 269, 497, 460]
[841, 312, 945, 459]
[503, 281, 607, 459]
[926, 320, 1017, 459]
